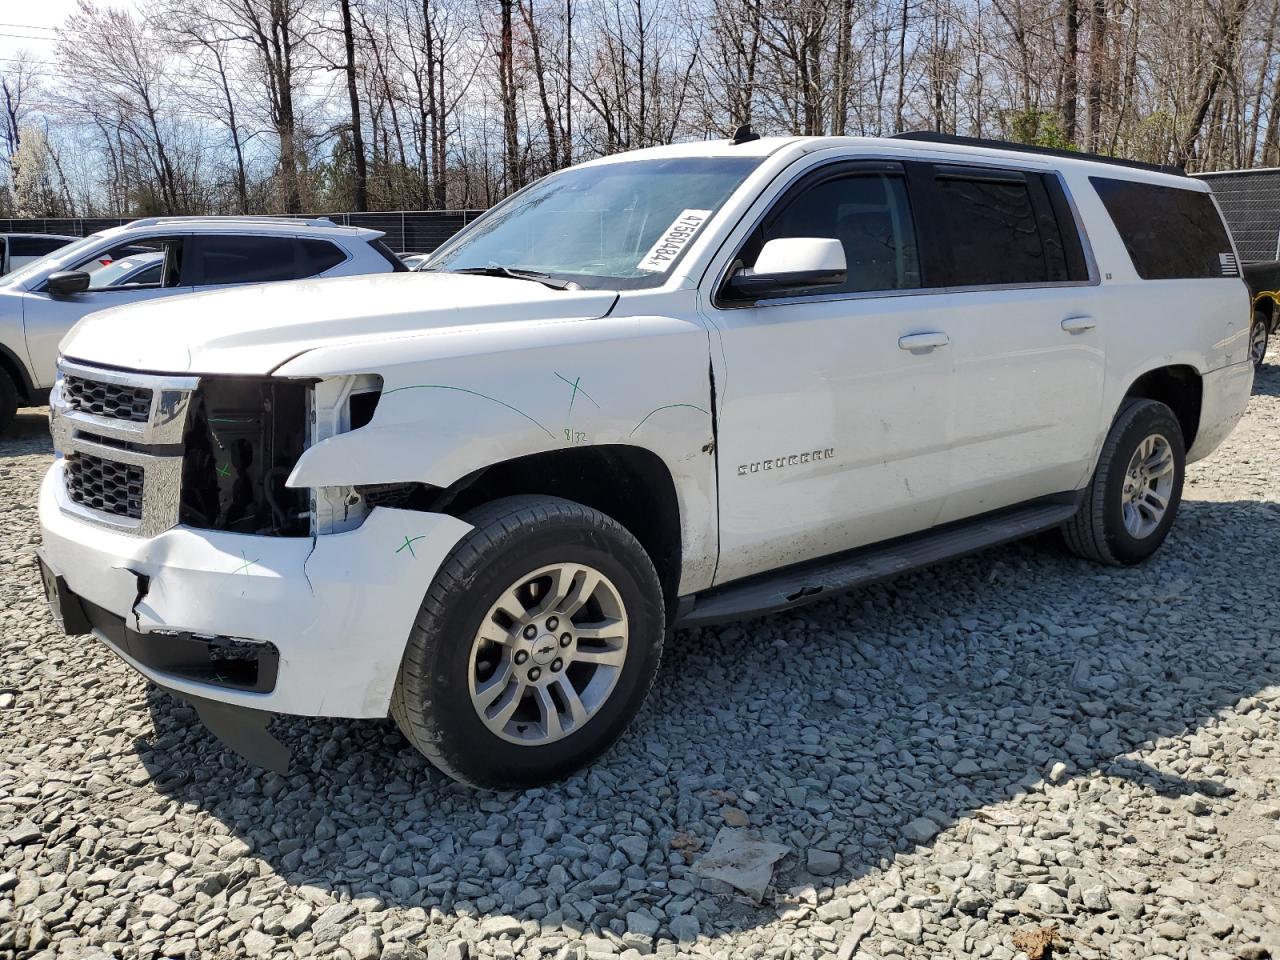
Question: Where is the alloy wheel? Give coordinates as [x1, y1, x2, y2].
[467, 562, 629, 745]
[1120, 433, 1175, 539]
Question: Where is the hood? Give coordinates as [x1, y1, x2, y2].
[59, 272, 619, 375]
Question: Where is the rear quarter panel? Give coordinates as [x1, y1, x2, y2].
[1062, 167, 1251, 465]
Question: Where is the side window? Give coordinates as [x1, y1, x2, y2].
[1090, 177, 1236, 279]
[737, 171, 922, 297]
[925, 168, 1070, 286]
[185, 235, 299, 286]
[77, 238, 183, 291]
[183, 235, 347, 286]
[299, 238, 347, 276]
[11, 236, 73, 258]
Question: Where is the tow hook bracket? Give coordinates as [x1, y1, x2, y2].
[177, 692, 290, 774]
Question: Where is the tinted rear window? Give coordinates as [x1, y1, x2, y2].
[1090, 177, 1236, 279]
[299, 238, 346, 275]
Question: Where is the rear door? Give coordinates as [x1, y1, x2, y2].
[906, 161, 1106, 522]
[22, 235, 193, 387]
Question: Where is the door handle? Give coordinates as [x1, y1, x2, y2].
[1061, 316, 1097, 334]
[898, 332, 950, 352]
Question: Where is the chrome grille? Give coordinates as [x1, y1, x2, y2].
[51, 360, 198, 537]
[63, 374, 153, 422]
[65, 452, 144, 519]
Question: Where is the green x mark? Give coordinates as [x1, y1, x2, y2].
[216, 463, 231, 478]
[555, 372, 599, 417]
[232, 550, 258, 575]
[396, 535, 427, 558]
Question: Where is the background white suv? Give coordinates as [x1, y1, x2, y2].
[0, 217, 405, 432]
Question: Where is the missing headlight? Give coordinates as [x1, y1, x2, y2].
[179, 378, 310, 536]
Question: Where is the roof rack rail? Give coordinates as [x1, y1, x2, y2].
[891, 131, 1186, 177]
[127, 215, 339, 228]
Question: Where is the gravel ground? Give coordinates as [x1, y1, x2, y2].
[3, 355, 1279, 960]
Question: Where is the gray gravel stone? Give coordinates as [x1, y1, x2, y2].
[890, 908, 924, 944]
[589, 868, 623, 894]
[668, 915, 699, 943]
[806, 849, 841, 876]
[625, 911, 659, 938]
[479, 915, 522, 939]
[242, 930, 276, 957]
[341, 925, 383, 960]
[6, 820, 41, 845]
[903, 816, 940, 844]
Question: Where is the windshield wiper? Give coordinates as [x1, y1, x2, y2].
[450, 265, 580, 290]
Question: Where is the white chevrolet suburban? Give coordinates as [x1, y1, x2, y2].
[38, 133, 1254, 788]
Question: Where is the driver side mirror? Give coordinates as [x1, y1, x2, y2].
[724, 237, 847, 301]
[46, 271, 91, 297]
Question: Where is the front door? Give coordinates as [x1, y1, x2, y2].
[22, 236, 192, 387]
[705, 161, 955, 584]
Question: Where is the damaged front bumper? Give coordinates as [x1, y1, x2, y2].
[38, 463, 471, 768]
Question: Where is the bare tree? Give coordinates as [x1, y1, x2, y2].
[340, 0, 370, 209]
[57, 1, 183, 212]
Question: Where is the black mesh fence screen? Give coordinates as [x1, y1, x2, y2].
[0, 211, 484, 254]
[1198, 171, 1280, 264]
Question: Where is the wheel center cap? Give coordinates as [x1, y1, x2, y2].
[531, 636, 559, 666]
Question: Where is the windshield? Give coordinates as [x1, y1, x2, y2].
[425, 156, 763, 289]
[1, 233, 104, 287]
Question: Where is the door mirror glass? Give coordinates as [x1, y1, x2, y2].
[46, 271, 91, 297]
[725, 237, 847, 300]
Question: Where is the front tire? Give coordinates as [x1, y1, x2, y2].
[1251, 310, 1270, 369]
[391, 495, 665, 788]
[1062, 398, 1185, 566]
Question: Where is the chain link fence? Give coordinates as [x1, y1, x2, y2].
[0, 210, 486, 254]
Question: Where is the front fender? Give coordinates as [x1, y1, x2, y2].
[279, 312, 718, 593]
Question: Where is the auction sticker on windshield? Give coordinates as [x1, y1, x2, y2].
[637, 209, 713, 272]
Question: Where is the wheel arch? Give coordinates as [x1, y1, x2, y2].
[1122, 364, 1203, 450]
[0, 340, 35, 403]
[427, 445, 684, 619]
[1255, 293, 1279, 333]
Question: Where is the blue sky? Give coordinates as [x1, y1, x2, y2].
[0, 2, 144, 78]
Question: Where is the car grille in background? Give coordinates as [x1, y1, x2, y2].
[63, 374, 153, 423]
[65, 453, 144, 520]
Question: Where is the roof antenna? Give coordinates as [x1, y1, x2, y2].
[731, 123, 760, 145]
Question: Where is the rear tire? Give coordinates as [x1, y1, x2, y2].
[1062, 398, 1185, 566]
[1251, 310, 1270, 369]
[0, 367, 17, 436]
[391, 495, 664, 788]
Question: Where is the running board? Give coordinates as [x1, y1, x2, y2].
[678, 496, 1081, 628]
